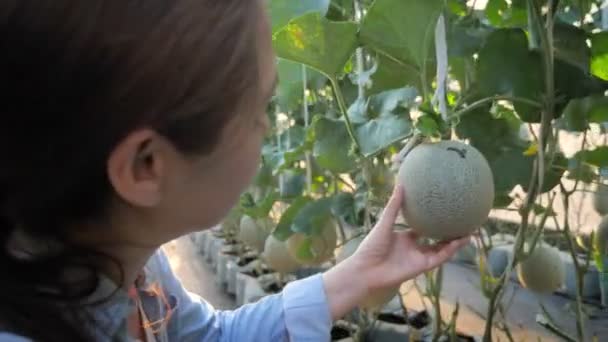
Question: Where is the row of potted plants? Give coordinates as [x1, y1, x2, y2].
[191, 225, 488, 341]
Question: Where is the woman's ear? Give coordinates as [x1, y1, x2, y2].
[107, 129, 165, 208]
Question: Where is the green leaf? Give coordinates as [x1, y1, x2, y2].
[562, 0, 592, 16]
[591, 32, 608, 81]
[455, 100, 524, 157]
[575, 147, 608, 168]
[449, 56, 475, 92]
[485, 0, 527, 27]
[447, 0, 467, 16]
[416, 114, 441, 137]
[553, 22, 590, 73]
[561, 98, 591, 132]
[311, 116, 357, 172]
[295, 237, 315, 260]
[485, 0, 508, 27]
[359, 0, 444, 68]
[476, 28, 543, 122]
[456, 98, 532, 196]
[279, 169, 306, 199]
[567, 158, 596, 184]
[356, 115, 412, 157]
[276, 58, 326, 110]
[274, 144, 311, 173]
[268, 0, 330, 34]
[587, 97, 608, 123]
[326, 0, 354, 21]
[347, 97, 368, 124]
[273, 196, 313, 241]
[560, 95, 608, 132]
[253, 161, 275, 189]
[331, 192, 358, 226]
[273, 12, 358, 77]
[241, 191, 279, 219]
[522, 153, 568, 194]
[292, 197, 334, 235]
[488, 147, 535, 194]
[265, 126, 314, 173]
[367, 54, 423, 96]
[278, 125, 306, 151]
[447, 18, 492, 58]
[367, 87, 418, 117]
[553, 55, 608, 104]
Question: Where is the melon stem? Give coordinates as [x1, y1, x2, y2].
[329, 77, 363, 157]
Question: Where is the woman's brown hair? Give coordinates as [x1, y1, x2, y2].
[0, 1, 260, 340]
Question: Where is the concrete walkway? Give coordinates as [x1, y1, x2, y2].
[162, 235, 236, 310]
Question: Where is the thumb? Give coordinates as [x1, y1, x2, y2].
[369, 185, 404, 239]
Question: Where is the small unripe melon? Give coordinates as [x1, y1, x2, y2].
[286, 220, 338, 266]
[367, 163, 395, 199]
[262, 235, 302, 273]
[221, 208, 242, 235]
[397, 140, 494, 240]
[516, 244, 565, 293]
[238, 215, 271, 252]
[593, 183, 608, 216]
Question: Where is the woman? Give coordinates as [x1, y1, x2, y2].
[0, 1, 470, 341]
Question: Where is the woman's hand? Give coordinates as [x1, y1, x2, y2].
[322, 185, 470, 320]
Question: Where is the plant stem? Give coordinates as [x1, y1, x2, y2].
[497, 303, 515, 342]
[330, 77, 363, 157]
[452, 95, 543, 119]
[535, 0, 556, 194]
[430, 267, 444, 341]
[483, 156, 539, 341]
[560, 182, 586, 342]
[482, 271, 507, 341]
[336, 175, 356, 191]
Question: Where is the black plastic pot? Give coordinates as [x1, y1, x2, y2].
[364, 312, 410, 342]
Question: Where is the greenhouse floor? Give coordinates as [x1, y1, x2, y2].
[162, 235, 236, 310]
[396, 263, 608, 341]
[163, 235, 608, 341]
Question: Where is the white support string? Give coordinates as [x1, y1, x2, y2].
[302, 65, 312, 193]
[432, 13, 449, 123]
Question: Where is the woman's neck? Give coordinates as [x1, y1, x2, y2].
[93, 243, 159, 288]
[68, 220, 163, 289]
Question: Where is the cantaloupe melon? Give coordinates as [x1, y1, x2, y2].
[286, 219, 338, 266]
[262, 235, 302, 274]
[238, 215, 271, 252]
[594, 183, 608, 216]
[397, 140, 494, 240]
[516, 244, 565, 293]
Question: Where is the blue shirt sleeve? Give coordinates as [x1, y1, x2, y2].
[151, 249, 333, 342]
[0, 333, 32, 342]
